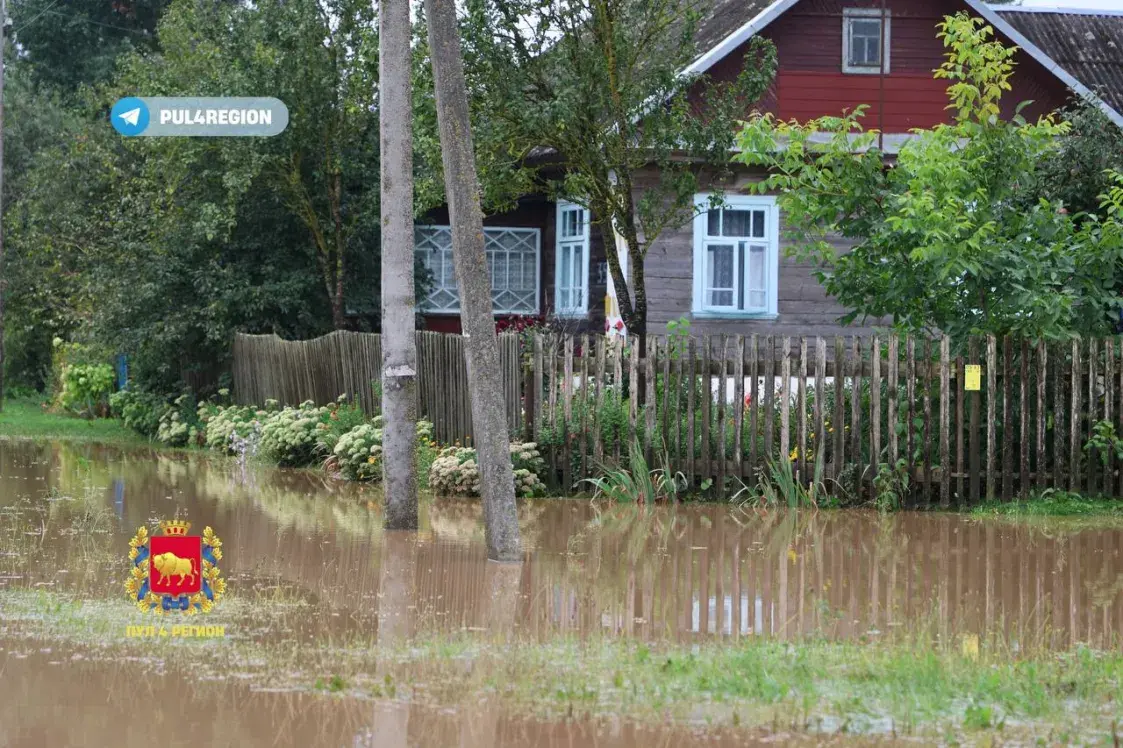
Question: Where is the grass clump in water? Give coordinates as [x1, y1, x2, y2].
[971, 488, 1123, 517]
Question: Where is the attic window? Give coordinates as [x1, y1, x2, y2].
[843, 8, 890, 74]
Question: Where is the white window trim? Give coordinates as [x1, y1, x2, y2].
[842, 8, 890, 75]
[415, 225, 541, 316]
[691, 194, 779, 319]
[554, 201, 591, 318]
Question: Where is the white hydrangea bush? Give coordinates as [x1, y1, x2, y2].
[259, 400, 329, 466]
[333, 420, 385, 481]
[202, 404, 273, 453]
[428, 441, 547, 497]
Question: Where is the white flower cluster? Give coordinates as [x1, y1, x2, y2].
[259, 400, 330, 466]
[333, 422, 385, 481]
[428, 441, 547, 497]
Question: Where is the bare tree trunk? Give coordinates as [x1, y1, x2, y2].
[425, 0, 521, 562]
[380, 0, 419, 529]
[330, 171, 348, 331]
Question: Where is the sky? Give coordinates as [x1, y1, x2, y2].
[1009, 0, 1123, 9]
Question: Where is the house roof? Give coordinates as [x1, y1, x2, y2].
[684, 0, 1123, 128]
[992, 6, 1123, 120]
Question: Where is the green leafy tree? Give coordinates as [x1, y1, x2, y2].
[1031, 101, 1123, 219]
[431, 0, 776, 339]
[736, 13, 1123, 341]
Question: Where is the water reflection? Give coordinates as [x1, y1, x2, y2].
[1, 440, 1122, 651]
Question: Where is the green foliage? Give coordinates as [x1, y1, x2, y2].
[446, 0, 776, 333]
[200, 402, 274, 453]
[156, 394, 205, 447]
[332, 420, 385, 481]
[258, 400, 335, 467]
[1084, 420, 1123, 465]
[735, 13, 1123, 341]
[1031, 102, 1123, 219]
[751, 455, 824, 509]
[972, 488, 1123, 517]
[872, 459, 910, 513]
[57, 363, 116, 418]
[429, 441, 548, 498]
[109, 389, 169, 439]
[583, 442, 686, 504]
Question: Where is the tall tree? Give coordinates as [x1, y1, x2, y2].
[380, 0, 420, 529]
[736, 14, 1123, 340]
[425, 0, 520, 562]
[453, 0, 775, 339]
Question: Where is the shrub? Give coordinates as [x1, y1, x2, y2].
[583, 442, 686, 504]
[110, 388, 169, 438]
[259, 400, 330, 466]
[58, 362, 116, 417]
[156, 394, 205, 447]
[333, 419, 385, 481]
[429, 441, 547, 497]
[313, 397, 367, 454]
[203, 403, 274, 453]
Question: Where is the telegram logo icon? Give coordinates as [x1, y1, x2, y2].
[111, 97, 150, 136]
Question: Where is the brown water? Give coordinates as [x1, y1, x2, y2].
[1, 439, 1122, 745]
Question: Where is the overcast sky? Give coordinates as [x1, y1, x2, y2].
[1009, 0, 1123, 10]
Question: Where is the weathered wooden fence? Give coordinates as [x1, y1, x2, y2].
[231, 331, 522, 444]
[525, 333, 1123, 505]
[234, 330, 1123, 504]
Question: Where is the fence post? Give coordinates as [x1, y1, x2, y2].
[594, 337, 606, 468]
[887, 334, 899, 473]
[871, 335, 881, 501]
[940, 336, 951, 508]
[797, 337, 808, 484]
[833, 336, 845, 481]
[986, 335, 997, 500]
[734, 335, 745, 481]
[686, 337, 697, 485]
[1069, 338, 1081, 493]
[780, 337, 791, 472]
[849, 337, 861, 498]
[700, 337, 712, 493]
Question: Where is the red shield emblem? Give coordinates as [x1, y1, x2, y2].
[148, 535, 202, 595]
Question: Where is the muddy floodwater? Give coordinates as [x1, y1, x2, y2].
[2, 439, 1122, 745]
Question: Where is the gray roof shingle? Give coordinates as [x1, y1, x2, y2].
[972, 8, 1123, 117]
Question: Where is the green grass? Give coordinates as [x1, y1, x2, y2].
[971, 489, 1123, 518]
[2, 588, 1122, 739]
[0, 395, 149, 445]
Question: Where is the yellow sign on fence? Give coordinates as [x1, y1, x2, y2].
[964, 365, 981, 391]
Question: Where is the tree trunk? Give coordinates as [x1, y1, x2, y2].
[380, 0, 420, 529]
[330, 170, 348, 331]
[425, 0, 521, 562]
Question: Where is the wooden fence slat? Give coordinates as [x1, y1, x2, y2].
[798, 337, 808, 484]
[701, 337, 713, 493]
[1002, 336, 1013, 501]
[580, 334, 591, 480]
[922, 338, 932, 507]
[1086, 338, 1097, 496]
[764, 336, 775, 466]
[849, 337, 861, 498]
[563, 336, 574, 492]
[1019, 339, 1029, 496]
[956, 350, 965, 505]
[645, 336, 657, 467]
[749, 335, 760, 476]
[687, 337, 697, 485]
[1036, 341, 1047, 491]
[940, 336, 951, 508]
[887, 334, 899, 472]
[1054, 341, 1066, 492]
[815, 337, 827, 482]
[986, 335, 997, 501]
[780, 337, 792, 474]
[533, 335, 544, 440]
[593, 338, 606, 467]
[833, 336, 845, 480]
[662, 335, 672, 459]
[906, 336, 916, 488]
[671, 337, 682, 471]
[1117, 338, 1123, 497]
[717, 336, 729, 494]
[1105, 338, 1114, 497]
[734, 335, 746, 480]
[1070, 339, 1081, 493]
[968, 338, 981, 502]
[629, 337, 640, 447]
[871, 335, 882, 500]
[613, 338, 624, 464]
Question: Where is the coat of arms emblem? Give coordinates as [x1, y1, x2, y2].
[125, 519, 226, 614]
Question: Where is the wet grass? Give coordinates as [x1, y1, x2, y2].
[971, 490, 1123, 517]
[2, 589, 1121, 741]
[0, 397, 149, 445]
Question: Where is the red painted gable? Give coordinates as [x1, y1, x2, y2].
[700, 0, 1071, 132]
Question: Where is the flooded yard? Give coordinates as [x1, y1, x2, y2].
[2, 439, 1122, 744]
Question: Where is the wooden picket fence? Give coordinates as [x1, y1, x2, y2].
[233, 330, 1123, 505]
[524, 333, 1123, 505]
[231, 330, 522, 444]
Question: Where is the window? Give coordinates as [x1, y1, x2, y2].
[843, 8, 889, 75]
[692, 194, 779, 317]
[414, 225, 540, 314]
[554, 202, 590, 316]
